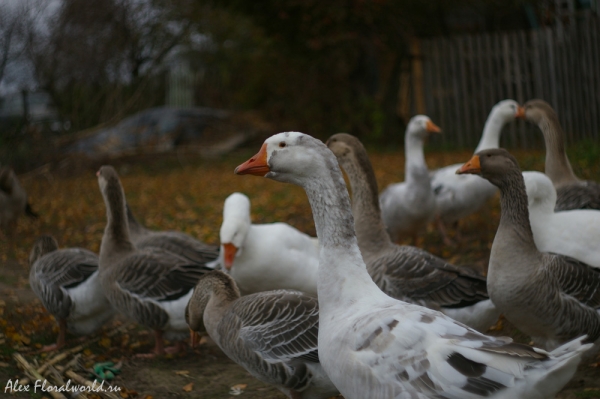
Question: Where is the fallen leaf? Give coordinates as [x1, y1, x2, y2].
[99, 337, 111, 348]
[175, 370, 190, 376]
[231, 384, 247, 390]
[0, 362, 9, 367]
[182, 382, 193, 392]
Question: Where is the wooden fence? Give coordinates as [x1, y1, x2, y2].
[412, 17, 600, 150]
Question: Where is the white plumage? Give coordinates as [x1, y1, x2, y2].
[219, 192, 319, 296]
[524, 171, 600, 268]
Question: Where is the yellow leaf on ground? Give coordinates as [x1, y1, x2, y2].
[182, 382, 193, 392]
[175, 370, 189, 376]
[231, 384, 247, 390]
[99, 337, 111, 348]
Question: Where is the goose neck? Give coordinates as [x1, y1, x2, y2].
[100, 183, 134, 262]
[300, 160, 384, 309]
[538, 116, 579, 187]
[474, 112, 505, 153]
[404, 135, 428, 184]
[338, 157, 392, 254]
[495, 171, 539, 256]
[126, 205, 147, 238]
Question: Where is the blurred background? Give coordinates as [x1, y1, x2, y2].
[0, 0, 599, 171]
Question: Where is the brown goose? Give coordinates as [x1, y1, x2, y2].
[520, 99, 600, 211]
[186, 271, 338, 399]
[29, 235, 114, 351]
[458, 148, 600, 351]
[97, 165, 213, 356]
[0, 166, 38, 234]
[126, 204, 219, 267]
[327, 133, 498, 332]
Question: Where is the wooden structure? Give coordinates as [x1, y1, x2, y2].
[410, 16, 599, 149]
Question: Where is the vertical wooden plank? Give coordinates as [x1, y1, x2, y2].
[411, 38, 426, 115]
[512, 31, 526, 148]
[475, 33, 487, 142]
[531, 30, 544, 99]
[440, 37, 453, 147]
[422, 40, 433, 120]
[432, 38, 445, 143]
[502, 33, 517, 148]
[588, 19, 599, 139]
[545, 28, 559, 114]
[484, 33, 497, 110]
[458, 36, 470, 148]
[449, 36, 463, 149]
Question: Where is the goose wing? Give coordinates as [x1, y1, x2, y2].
[342, 305, 583, 399]
[555, 181, 600, 211]
[29, 249, 98, 318]
[135, 232, 219, 266]
[225, 290, 320, 363]
[370, 245, 488, 308]
[114, 248, 211, 302]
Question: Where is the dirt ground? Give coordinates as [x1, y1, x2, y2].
[1, 148, 599, 398]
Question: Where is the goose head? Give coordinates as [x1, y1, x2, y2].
[29, 235, 59, 267]
[519, 99, 556, 125]
[186, 270, 241, 346]
[522, 171, 557, 213]
[96, 165, 123, 204]
[405, 115, 442, 142]
[456, 148, 521, 188]
[220, 193, 251, 270]
[234, 131, 337, 186]
[491, 99, 525, 121]
[326, 133, 363, 170]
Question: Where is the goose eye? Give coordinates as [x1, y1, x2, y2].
[279, 142, 286, 148]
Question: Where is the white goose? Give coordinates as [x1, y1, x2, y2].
[235, 132, 591, 399]
[430, 100, 523, 244]
[29, 236, 114, 351]
[219, 192, 319, 296]
[186, 270, 339, 399]
[379, 115, 441, 243]
[523, 171, 600, 268]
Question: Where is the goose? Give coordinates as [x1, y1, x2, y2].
[523, 171, 600, 268]
[219, 192, 319, 296]
[457, 149, 600, 351]
[327, 133, 499, 332]
[185, 270, 339, 399]
[429, 100, 523, 244]
[28, 235, 114, 351]
[126, 204, 220, 267]
[235, 131, 591, 399]
[0, 166, 38, 234]
[520, 99, 600, 211]
[379, 115, 441, 243]
[97, 165, 213, 356]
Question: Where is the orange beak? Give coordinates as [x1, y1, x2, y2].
[190, 328, 199, 348]
[456, 155, 481, 175]
[515, 106, 525, 119]
[222, 243, 238, 270]
[426, 120, 442, 134]
[235, 144, 270, 176]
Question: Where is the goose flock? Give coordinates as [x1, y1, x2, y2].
[14, 98, 600, 398]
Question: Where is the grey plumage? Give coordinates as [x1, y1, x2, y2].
[186, 271, 338, 399]
[126, 204, 220, 266]
[522, 99, 600, 211]
[97, 165, 213, 352]
[28, 235, 114, 340]
[327, 134, 489, 311]
[464, 148, 600, 349]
